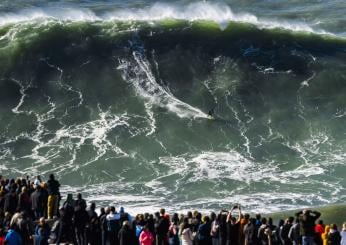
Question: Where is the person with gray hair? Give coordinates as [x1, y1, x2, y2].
[118, 220, 133, 245]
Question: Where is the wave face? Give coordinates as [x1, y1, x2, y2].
[1, 4, 346, 213]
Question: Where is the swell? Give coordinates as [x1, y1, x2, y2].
[0, 19, 345, 74]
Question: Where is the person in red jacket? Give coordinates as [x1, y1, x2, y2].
[139, 224, 154, 245]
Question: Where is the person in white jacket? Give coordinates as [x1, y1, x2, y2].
[180, 217, 195, 245]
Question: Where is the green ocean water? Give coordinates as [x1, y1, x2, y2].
[0, 1, 346, 213]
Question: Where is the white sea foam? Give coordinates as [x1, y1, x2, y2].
[0, 3, 333, 35]
[118, 51, 208, 119]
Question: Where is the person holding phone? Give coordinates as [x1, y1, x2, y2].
[226, 205, 242, 245]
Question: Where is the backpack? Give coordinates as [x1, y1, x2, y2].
[136, 224, 143, 237]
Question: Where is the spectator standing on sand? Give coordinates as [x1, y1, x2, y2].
[47, 174, 60, 219]
[327, 224, 341, 245]
[341, 223, 346, 245]
[296, 209, 321, 245]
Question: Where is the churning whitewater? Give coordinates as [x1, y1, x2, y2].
[0, 1, 346, 213]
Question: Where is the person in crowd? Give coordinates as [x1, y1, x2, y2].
[244, 218, 257, 245]
[315, 220, 325, 245]
[34, 217, 50, 245]
[75, 193, 87, 211]
[87, 202, 101, 245]
[322, 225, 331, 245]
[296, 209, 321, 245]
[146, 213, 155, 236]
[211, 213, 221, 245]
[168, 213, 180, 245]
[180, 217, 195, 245]
[119, 207, 131, 225]
[156, 208, 170, 245]
[197, 215, 211, 245]
[106, 206, 120, 245]
[40, 182, 49, 219]
[4, 223, 23, 245]
[17, 186, 31, 215]
[34, 176, 42, 188]
[218, 212, 228, 245]
[240, 214, 249, 245]
[100, 207, 110, 245]
[226, 205, 242, 245]
[73, 204, 89, 245]
[281, 217, 294, 245]
[118, 220, 133, 245]
[4, 186, 17, 214]
[139, 224, 154, 245]
[275, 219, 285, 245]
[255, 214, 262, 228]
[31, 185, 44, 220]
[341, 223, 346, 245]
[327, 224, 341, 245]
[258, 217, 270, 245]
[47, 174, 60, 219]
[288, 218, 301, 245]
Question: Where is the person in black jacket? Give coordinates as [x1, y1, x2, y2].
[226, 206, 242, 245]
[281, 217, 294, 245]
[197, 215, 212, 245]
[118, 220, 133, 245]
[47, 174, 60, 219]
[296, 210, 321, 245]
[3, 186, 17, 214]
[31, 185, 45, 220]
[73, 204, 89, 245]
[156, 208, 170, 245]
[327, 224, 341, 245]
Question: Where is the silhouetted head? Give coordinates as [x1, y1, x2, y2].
[49, 174, 54, 180]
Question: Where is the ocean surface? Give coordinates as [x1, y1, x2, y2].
[0, 0, 345, 214]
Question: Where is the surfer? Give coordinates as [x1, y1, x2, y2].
[208, 107, 215, 120]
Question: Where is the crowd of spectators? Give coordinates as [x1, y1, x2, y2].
[0, 175, 345, 245]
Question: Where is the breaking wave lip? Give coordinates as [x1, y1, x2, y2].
[0, 2, 335, 36]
